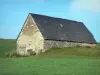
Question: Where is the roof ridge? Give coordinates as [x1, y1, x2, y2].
[29, 13, 82, 23]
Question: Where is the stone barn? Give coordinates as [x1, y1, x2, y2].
[16, 13, 97, 55]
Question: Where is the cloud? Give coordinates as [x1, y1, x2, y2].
[70, 0, 100, 12]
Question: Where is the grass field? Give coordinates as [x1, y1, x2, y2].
[0, 39, 100, 75]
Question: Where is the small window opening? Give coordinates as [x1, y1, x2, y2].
[60, 24, 63, 27]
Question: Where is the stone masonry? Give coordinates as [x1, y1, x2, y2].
[43, 40, 96, 52]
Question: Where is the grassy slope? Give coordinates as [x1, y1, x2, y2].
[0, 39, 16, 57]
[1, 56, 100, 75]
[0, 39, 100, 75]
[39, 47, 100, 57]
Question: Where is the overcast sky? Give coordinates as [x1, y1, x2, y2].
[0, 0, 99, 42]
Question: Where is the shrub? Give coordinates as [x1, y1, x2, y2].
[75, 45, 81, 48]
[6, 50, 16, 57]
[84, 46, 91, 48]
[6, 50, 29, 57]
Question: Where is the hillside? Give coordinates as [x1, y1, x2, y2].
[0, 39, 16, 57]
[0, 39, 100, 57]
[0, 39, 100, 75]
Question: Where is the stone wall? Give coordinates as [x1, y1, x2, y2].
[43, 40, 96, 52]
[17, 14, 44, 55]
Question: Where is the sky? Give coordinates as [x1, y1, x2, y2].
[0, 0, 100, 42]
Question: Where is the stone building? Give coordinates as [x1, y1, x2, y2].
[16, 13, 97, 55]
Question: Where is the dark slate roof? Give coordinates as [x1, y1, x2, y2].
[30, 13, 97, 44]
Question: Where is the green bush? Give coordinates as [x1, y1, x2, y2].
[6, 50, 29, 57]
